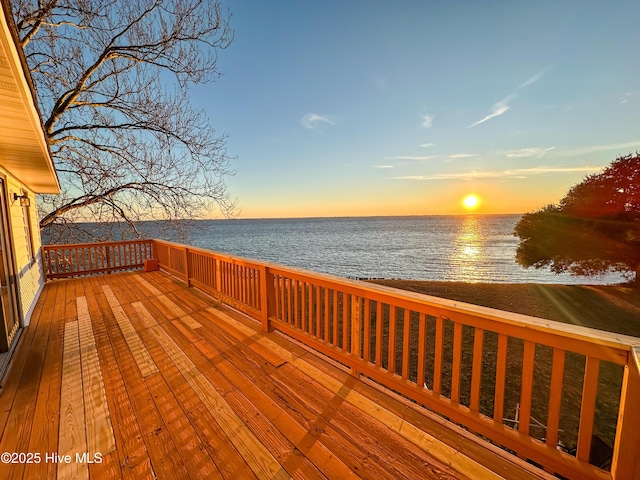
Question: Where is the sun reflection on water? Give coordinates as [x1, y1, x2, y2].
[450, 216, 486, 282]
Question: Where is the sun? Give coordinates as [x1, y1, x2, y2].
[462, 194, 480, 211]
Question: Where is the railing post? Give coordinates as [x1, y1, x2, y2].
[611, 346, 640, 479]
[105, 245, 111, 274]
[184, 247, 191, 287]
[259, 265, 274, 332]
[214, 258, 222, 301]
[150, 240, 156, 261]
[41, 246, 48, 281]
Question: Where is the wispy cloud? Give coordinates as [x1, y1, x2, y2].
[563, 141, 640, 156]
[420, 143, 434, 148]
[468, 94, 516, 128]
[449, 153, 478, 159]
[519, 66, 553, 89]
[519, 73, 543, 89]
[394, 165, 601, 181]
[502, 146, 556, 158]
[619, 92, 637, 105]
[384, 155, 436, 161]
[374, 165, 394, 169]
[421, 114, 434, 128]
[300, 113, 334, 129]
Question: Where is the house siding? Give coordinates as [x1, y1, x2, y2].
[1, 167, 45, 326]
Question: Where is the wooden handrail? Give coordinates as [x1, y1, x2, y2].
[152, 239, 636, 354]
[42, 239, 153, 279]
[43, 238, 640, 479]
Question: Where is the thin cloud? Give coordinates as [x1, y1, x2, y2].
[519, 72, 543, 89]
[421, 114, 434, 128]
[300, 113, 334, 129]
[449, 153, 478, 159]
[563, 141, 640, 156]
[503, 146, 556, 158]
[394, 165, 601, 181]
[468, 94, 516, 128]
[374, 165, 394, 169]
[519, 66, 553, 89]
[619, 92, 636, 105]
[420, 143, 434, 148]
[384, 155, 436, 161]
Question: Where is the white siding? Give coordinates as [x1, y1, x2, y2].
[3, 170, 45, 326]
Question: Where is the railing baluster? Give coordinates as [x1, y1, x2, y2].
[375, 302, 383, 366]
[293, 279, 299, 329]
[324, 287, 330, 342]
[301, 281, 307, 332]
[363, 299, 371, 362]
[388, 306, 397, 374]
[470, 328, 484, 412]
[417, 313, 427, 389]
[342, 293, 349, 351]
[519, 341, 536, 435]
[577, 356, 600, 461]
[494, 334, 508, 423]
[451, 322, 463, 403]
[315, 285, 321, 338]
[351, 296, 361, 357]
[546, 348, 565, 448]
[433, 315, 444, 395]
[402, 309, 411, 380]
[332, 290, 338, 346]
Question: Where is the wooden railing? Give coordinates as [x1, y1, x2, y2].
[42, 240, 154, 279]
[151, 239, 640, 480]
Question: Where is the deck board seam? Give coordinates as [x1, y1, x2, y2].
[132, 301, 291, 480]
[205, 305, 501, 480]
[101, 285, 159, 377]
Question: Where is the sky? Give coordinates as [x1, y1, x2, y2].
[192, 0, 640, 219]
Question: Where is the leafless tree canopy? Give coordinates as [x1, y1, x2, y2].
[12, 0, 235, 241]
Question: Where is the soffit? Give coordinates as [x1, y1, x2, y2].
[0, 4, 59, 194]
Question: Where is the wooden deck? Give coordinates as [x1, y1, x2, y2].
[0, 271, 554, 480]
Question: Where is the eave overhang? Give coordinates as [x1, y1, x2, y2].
[0, 0, 59, 194]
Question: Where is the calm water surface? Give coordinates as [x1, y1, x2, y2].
[138, 215, 624, 285]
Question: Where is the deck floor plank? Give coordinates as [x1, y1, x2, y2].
[104, 274, 259, 480]
[195, 311, 396, 479]
[191, 335, 359, 480]
[142, 332, 259, 480]
[101, 285, 158, 378]
[83, 275, 154, 480]
[24, 281, 65, 480]
[144, 372, 224, 480]
[0, 270, 556, 480]
[92, 279, 189, 480]
[58, 319, 89, 480]
[133, 301, 289, 480]
[77, 296, 116, 457]
[0, 280, 57, 480]
[196, 309, 287, 367]
[197, 309, 456, 480]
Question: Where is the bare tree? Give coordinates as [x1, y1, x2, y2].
[12, 0, 235, 241]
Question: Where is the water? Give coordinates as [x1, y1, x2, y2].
[134, 214, 626, 284]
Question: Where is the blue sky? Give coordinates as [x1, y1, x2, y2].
[192, 0, 640, 218]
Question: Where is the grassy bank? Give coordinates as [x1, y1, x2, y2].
[366, 280, 640, 456]
[369, 280, 640, 337]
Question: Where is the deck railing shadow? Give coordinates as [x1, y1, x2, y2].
[42, 239, 640, 480]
